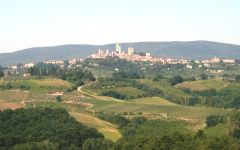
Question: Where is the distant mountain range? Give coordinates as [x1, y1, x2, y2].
[1, 41, 240, 66]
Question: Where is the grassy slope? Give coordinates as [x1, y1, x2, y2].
[82, 80, 229, 129]
[0, 79, 73, 93]
[69, 112, 122, 142]
[87, 86, 146, 97]
[129, 97, 177, 106]
[204, 123, 230, 137]
[175, 79, 229, 91]
[81, 97, 230, 130]
[135, 120, 193, 137]
[137, 79, 191, 100]
[112, 86, 146, 96]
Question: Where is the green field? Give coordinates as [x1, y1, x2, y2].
[204, 123, 230, 137]
[87, 86, 145, 96]
[99, 86, 146, 98]
[0, 79, 73, 93]
[137, 79, 191, 101]
[129, 97, 177, 106]
[112, 86, 145, 95]
[175, 79, 229, 91]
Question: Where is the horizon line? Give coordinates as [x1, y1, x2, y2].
[1, 40, 240, 54]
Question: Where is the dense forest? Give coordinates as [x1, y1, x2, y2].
[0, 108, 103, 149]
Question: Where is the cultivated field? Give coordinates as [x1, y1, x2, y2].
[69, 112, 122, 142]
[0, 101, 23, 110]
[0, 78, 73, 93]
[0, 90, 28, 102]
[175, 79, 229, 91]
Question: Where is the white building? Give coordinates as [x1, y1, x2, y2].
[186, 65, 193, 69]
[146, 53, 151, 57]
[210, 57, 221, 63]
[222, 59, 235, 63]
[106, 50, 109, 55]
[44, 60, 64, 65]
[69, 59, 77, 64]
[116, 43, 122, 54]
[24, 63, 35, 68]
[204, 63, 210, 67]
[128, 47, 134, 55]
[10, 65, 18, 70]
[23, 73, 31, 77]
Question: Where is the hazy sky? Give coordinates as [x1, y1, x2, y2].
[0, 0, 240, 52]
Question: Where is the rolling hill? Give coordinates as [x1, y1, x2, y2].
[1, 41, 240, 65]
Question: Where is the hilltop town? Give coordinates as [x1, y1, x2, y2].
[2, 43, 237, 76]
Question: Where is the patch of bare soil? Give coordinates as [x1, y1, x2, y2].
[0, 102, 23, 110]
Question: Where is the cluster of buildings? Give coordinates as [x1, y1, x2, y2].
[89, 43, 236, 68]
[4, 58, 84, 76]
[43, 58, 84, 66]
[202, 57, 235, 64]
[89, 43, 196, 65]
[89, 43, 193, 65]
[89, 43, 153, 62]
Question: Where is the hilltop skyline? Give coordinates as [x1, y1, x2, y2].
[0, 0, 240, 52]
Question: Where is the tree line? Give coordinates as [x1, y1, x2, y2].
[28, 63, 95, 86]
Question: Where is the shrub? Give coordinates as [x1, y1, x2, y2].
[56, 96, 62, 102]
[200, 73, 208, 80]
[206, 115, 224, 127]
[169, 75, 184, 85]
[229, 111, 240, 139]
[235, 75, 240, 83]
[188, 97, 200, 106]
[82, 138, 113, 150]
[0, 82, 12, 89]
[19, 84, 31, 90]
[101, 90, 126, 100]
[153, 74, 165, 81]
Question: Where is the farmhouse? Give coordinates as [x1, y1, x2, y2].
[23, 73, 31, 78]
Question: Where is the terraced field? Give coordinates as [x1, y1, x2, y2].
[175, 79, 229, 91]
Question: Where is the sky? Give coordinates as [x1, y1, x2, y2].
[0, 0, 240, 52]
